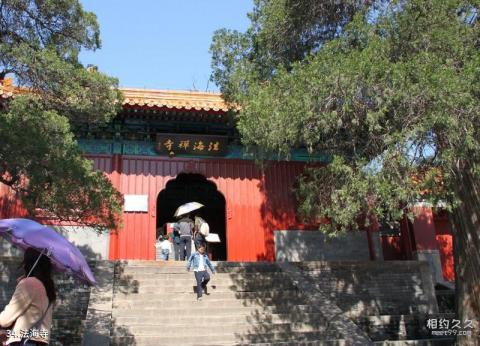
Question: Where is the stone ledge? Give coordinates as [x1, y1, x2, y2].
[81, 261, 115, 346]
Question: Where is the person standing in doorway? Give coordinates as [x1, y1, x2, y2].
[158, 235, 171, 261]
[167, 223, 181, 260]
[193, 215, 209, 251]
[175, 215, 194, 260]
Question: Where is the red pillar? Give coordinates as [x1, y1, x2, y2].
[366, 228, 376, 261]
[108, 154, 122, 260]
[400, 213, 415, 260]
[365, 213, 379, 260]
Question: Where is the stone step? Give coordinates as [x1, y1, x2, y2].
[115, 273, 290, 286]
[110, 340, 347, 346]
[113, 294, 308, 311]
[355, 313, 456, 326]
[114, 276, 294, 286]
[242, 342, 347, 346]
[115, 271, 290, 278]
[373, 338, 456, 346]
[114, 282, 297, 292]
[113, 296, 306, 309]
[114, 283, 297, 294]
[112, 304, 317, 317]
[52, 318, 84, 327]
[113, 290, 303, 301]
[118, 260, 281, 268]
[113, 312, 326, 326]
[117, 268, 284, 275]
[114, 275, 292, 286]
[111, 331, 338, 346]
[113, 322, 330, 336]
[116, 265, 283, 275]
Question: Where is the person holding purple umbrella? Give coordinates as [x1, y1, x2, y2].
[0, 218, 97, 346]
[0, 248, 55, 346]
[0, 218, 97, 285]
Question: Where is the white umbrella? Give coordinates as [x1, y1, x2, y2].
[205, 233, 221, 243]
[174, 202, 204, 217]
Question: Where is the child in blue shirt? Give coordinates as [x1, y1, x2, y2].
[186, 245, 215, 301]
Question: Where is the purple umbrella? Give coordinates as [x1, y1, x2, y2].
[0, 218, 96, 285]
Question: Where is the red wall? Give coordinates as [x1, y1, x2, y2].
[0, 183, 28, 219]
[0, 154, 306, 261]
[0, 155, 115, 223]
[379, 207, 455, 282]
[0, 153, 456, 274]
[434, 214, 455, 281]
[89, 155, 306, 261]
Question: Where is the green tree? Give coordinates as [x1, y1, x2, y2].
[211, 0, 480, 342]
[0, 0, 122, 230]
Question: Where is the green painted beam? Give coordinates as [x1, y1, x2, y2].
[78, 139, 330, 163]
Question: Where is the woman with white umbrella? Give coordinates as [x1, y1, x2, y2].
[173, 202, 204, 260]
[174, 214, 194, 260]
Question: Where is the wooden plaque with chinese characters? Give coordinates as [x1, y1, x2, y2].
[155, 134, 228, 157]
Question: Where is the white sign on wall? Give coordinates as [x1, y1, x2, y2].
[124, 195, 148, 212]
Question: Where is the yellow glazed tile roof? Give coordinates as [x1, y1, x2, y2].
[0, 81, 232, 112]
[122, 88, 230, 112]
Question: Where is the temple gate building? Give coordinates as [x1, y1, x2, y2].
[0, 82, 454, 283]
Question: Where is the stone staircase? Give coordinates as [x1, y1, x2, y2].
[109, 261, 347, 346]
[294, 262, 457, 346]
[0, 257, 458, 346]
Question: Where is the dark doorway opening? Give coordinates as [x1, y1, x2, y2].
[156, 173, 227, 260]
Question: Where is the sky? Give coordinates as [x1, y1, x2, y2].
[79, 0, 252, 91]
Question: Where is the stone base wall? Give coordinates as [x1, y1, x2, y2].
[53, 226, 110, 260]
[413, 249, 445, 284]
[0, 226, 110, 260]
[274, 230, 382, 261]
[0, 238, 23, 258]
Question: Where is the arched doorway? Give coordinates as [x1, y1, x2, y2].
[156, 173, 227, 260]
